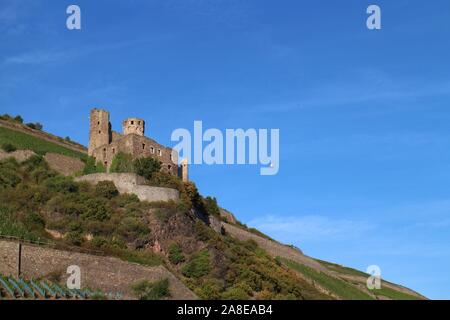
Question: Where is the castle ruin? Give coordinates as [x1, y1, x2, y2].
[88, 108, 188, 181]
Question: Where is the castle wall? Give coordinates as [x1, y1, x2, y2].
[92, 134, 178, 175]
[75, 173, 180, 202]
[0, 240, 196, 299]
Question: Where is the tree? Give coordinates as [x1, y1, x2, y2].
[14, 115, 23, 124]
[110, 152, 134, 173]
[95, 181, 119, 199]
[133, 157, 161, 180]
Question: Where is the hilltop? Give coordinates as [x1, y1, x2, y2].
[0, 114, 425, 300]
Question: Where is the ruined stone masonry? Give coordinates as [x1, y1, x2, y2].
[88, 108, 188, 181]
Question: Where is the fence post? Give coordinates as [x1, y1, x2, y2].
[17, 242, 22, 278]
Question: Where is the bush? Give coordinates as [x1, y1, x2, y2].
[221, 286, 250, 300]
[65, 231, 83, 246]
[132, 278, 170, 300]
[110, 152, 134, 173]
[168, 243, 185, 265]
[14, 115, 23, 124]
[26, 122, 43, 130]
[83, 198, 111, 221]
[1, 143, 16, 153]
[0, 158, 21, 189]
[0, 207, 39, 241]
[133, 157, 161, 180]
[203, 196, 220, 216]
[118, 216, 149, 241]
[44, 176, 78, 194]
[82, 157, 106, 174]
[95, 181, 119, 199]
[181, 250, 211, 278]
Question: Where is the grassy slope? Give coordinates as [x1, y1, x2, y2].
[0, 126, 87, 160]
[281, 258, 373, 300]
[283, 258, 421, 300]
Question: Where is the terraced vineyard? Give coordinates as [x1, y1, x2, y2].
[0, 274, 118, 300]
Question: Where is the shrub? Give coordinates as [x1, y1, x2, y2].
[148, 171, 181, 189]
[91, 236, 108, 248]
[182, 250, 211, 279]
[0, 158, 21, 189]
[203, 196, 220, 216]
[110, 152, 134, 173]
[26, 122, 43, 130]
[133, 157, 161, 180]
[65, 231, 83, 246]
[195, 279, 222, 300]
[83, 198, 111, 221]
[44, 176, 78, 193]
[114, 193, 140, 207]
[118, 216, 149, 241]
[1, 143, 16, 153]
[95, 181, 119, 199]
[221, 286, 250, 300]
[0, 207, 39, 241]
[132, 278, 170, 300]
[14, 115, 23, 124]
[0, 114, 12, 121]
[168, 243, 185, 265]
[82, 157, 106, 174]
[24, 212, 45, 231]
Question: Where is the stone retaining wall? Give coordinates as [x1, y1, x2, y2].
[0, 240, 196, 299]
[75, 173, 179, 202]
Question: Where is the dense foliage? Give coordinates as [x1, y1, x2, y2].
[0, 155, 330, 300]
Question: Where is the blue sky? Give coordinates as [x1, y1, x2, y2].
[1, 0, 450, 299]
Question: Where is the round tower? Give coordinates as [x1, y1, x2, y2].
[123, 118, 145, 136]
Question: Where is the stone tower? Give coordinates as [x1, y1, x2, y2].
[88, 109, 111, 156]
[181, 158, 189, 182]
[123, 118, 145, 136]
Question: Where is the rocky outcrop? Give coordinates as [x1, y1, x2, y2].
[219, 208, 237, 224]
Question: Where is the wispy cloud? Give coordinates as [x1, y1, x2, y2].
[248, 214, 375, 243]
[244, 70, 450, 115]
[0, 0, 39, 35]
[1, 37, 158, 67]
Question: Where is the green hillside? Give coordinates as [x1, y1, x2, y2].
[0, 124, 425, 300]
[0, 126, 87, 160]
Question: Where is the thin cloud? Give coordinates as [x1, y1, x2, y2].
[248, 214, 375, 243]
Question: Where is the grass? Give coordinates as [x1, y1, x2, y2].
[315, 259, 422, 300]
[372, 284, 421, 300]
[281, 258, 374, 300]
[0, 126, 87, 160]
[315, 259, 369, 278]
